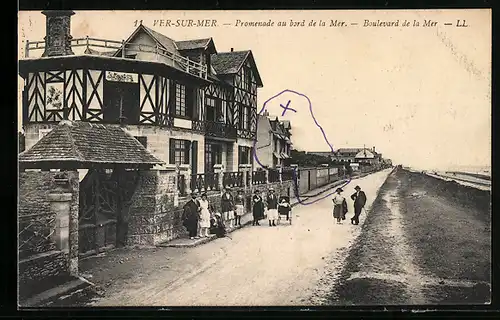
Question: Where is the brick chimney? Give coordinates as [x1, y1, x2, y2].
[230, 48, 234, 52]
[42, 10, 75, 57]
[373, 146, 376, 153]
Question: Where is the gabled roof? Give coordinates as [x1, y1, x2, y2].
[176, 38, 217, 54]
[355, 149, 375, 159]
[19, 121, 164, 167]
[335, 148, 364, 154]
[211, 50, 263, 87]
[114, 24, 179, 58]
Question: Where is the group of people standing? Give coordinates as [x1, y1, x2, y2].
[331, 185, 367, 225]
[182, 187, 292, 240]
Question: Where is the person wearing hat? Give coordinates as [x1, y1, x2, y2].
[332, 187, 345, 224]
[234, 189, 245, 227]
[266, 188, 279, 227]
[220, 187, 234, 229]
[350, 185, 367, 225]
[252, 189, 265, 226]
[182, 192, 201, 239]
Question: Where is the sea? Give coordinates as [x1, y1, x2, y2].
[409, 165, 491, 177]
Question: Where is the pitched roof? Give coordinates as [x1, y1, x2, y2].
[142, 25, 179, 53]
[211, 50, 250, 74]
[19, 121, 164, 167]
[115, 24, 179, 58]
[176, 38, 216, 53]
[335, 148, 364, 154]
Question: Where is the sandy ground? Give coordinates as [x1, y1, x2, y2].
[69, 169, 392, 307]
[328, 168, 491, 305]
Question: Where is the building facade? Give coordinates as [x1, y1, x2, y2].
[19, 11, 263, 181]
[255, 112, 292, 168]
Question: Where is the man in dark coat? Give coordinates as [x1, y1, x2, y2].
[350, 185, 367, 225]
[183, 192, 201, 239]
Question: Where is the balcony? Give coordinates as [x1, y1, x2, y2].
[192, 120, 238, 139]
[24, 37, 208, 80]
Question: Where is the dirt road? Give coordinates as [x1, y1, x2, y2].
[89, 169, 392, 306]
[328, 168, 491, 305]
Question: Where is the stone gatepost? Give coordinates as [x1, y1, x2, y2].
[48, 191, 78, 276]
[179, 164, 192, 194]
[214, 164, 224, 191]
[239, 164, 252, 190]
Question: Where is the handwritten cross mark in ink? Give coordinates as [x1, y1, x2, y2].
[280, 100, 297, 116]
[252, 89, 353, 206]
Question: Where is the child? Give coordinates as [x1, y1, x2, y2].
[278, 196, 291, 221]
[210, 212, 227, 238]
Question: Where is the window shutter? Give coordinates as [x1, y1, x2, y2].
[169, 138, 175, 164]
[191, 141, 198, 173]
[169, 81, 176, 115]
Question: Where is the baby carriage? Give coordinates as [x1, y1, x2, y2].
[277, 196, 292, 225]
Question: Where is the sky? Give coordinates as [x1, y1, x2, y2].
[17, 10, 491, 170]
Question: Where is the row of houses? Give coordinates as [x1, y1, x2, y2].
[17, 11, 391, 303]
[309, 147, 392, 170]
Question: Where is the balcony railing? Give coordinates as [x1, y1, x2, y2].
[191, 120, 238, 139]
[24, 37, 208, 80]
[252, 171, 266, 185]
[268, 169, 280, 183]
[223, 172, 244, 188]
[191, 173, 219, 192]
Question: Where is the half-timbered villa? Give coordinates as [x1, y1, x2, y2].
[19, 10, 263, 193]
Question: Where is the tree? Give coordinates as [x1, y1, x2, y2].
[285, 150, 330, 167]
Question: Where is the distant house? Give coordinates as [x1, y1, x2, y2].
[255, 111, 292, 168]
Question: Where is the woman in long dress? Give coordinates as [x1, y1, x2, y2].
[332, 187, 345, 224]
[199, 193, 211, 237]
[252, 189, 265, 226]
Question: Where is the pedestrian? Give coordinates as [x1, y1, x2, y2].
[221, 187, 234, 229]
[332, 188, 345, 224]
[198, 193, 211, 237]
[182, 192, 201, 239]
[350, 185, 367, 225]
[252, 189, 265, 226]
[210, 212, 227, 238]
[234, 189, 245, 227]
[266, 188, 279, 227]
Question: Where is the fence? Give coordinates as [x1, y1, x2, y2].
[178, 166, 348, 197]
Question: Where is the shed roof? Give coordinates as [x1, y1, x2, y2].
[18, 121, 164, 167]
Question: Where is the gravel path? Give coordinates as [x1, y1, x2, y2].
[328, 168, 491, 305]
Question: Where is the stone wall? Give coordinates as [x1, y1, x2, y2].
[18, 170, 79, 298]
[124, 168, 294, 246]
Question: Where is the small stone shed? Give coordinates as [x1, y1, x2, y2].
[18, 120, 164, 299]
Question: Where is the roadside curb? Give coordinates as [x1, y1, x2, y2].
[157, 170, 386, 248]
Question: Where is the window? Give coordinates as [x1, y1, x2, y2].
[240, 106, 249, 130]
[206, 96, 216, 121]
[169, 139, 190, 165]
[245, 68, 252, 92]
[238, 146, 250, 164]
[205, 142, 222, 172]
[175, 83, 186, 117]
